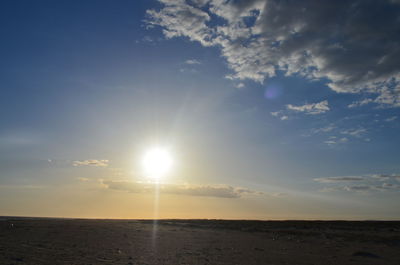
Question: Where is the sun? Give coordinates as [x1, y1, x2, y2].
[142, 147, 173, 180]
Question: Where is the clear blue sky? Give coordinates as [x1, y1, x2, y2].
[0, 0, 399, 219]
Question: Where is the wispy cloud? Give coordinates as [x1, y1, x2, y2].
[101, 180, 267, 199]
[76, 177, 90, 182]
[73, 159, 109, 167]
[348, 98, 374, 108]
[286, 100, 330, 115]
[314, 174, 400, 193]
[311, 124, 336, 134]
[371, 174, 400, 182]
[340, 128, 367, 138]
[385, 116, 397, 122]
[314, 176, 365, 183]
[323, 137, 348, 146]
[236, 82, 245, 89]
[270, 111, 289, 121]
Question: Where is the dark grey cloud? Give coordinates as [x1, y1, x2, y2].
[102, 180, 265, 198]
[147, 0, 400, 107]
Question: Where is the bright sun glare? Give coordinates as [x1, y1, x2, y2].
[142, 147, 173, 180]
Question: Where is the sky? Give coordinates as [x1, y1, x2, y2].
[0, 0, 400, 220]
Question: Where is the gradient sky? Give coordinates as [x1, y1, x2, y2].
[1, 0, 400, 220]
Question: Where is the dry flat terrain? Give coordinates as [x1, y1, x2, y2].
[0, 218, 399, 265]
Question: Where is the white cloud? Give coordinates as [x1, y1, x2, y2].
[348, 98, 374, 108]
[340, 128, 367, 138]
[270, 111, 289, 120]
[73, 160, 109, 167]
[236, 82, 245, 89]
[286, 100, 330, 115]
[147, 0, 400, 107]
[185, 59, 201, 65]
[312, 124, 336, 134]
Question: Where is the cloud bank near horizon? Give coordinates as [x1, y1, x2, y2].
[101, 180, 278, 198]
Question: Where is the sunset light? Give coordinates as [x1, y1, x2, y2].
[142, 147, 173, 180]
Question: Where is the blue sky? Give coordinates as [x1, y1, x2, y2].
[0, 0, 399, 219]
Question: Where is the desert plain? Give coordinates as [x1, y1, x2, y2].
[0, 217, 399, 265]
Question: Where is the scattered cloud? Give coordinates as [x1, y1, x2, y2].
[236, 82, 245, 89]
[371, 174, 400, 182]
[348, 98, 374, 108]
[76, 177, 90, 182]
[314, 173, 400, 193]
[323, 137, 348, 146]
[340, 128, 367, 138]
[314, 176, 365, 183]
[270, 111, 289, 121]
[311, 124, 336, 134]
[343, 185, 375, 192]
[101, 180, 267, 198]
[385, 116, 397, 122]
[135, 35, 163, 44]
[185, 59, 201, 65]
[308, 120, 370, 146]
[286, 100, 330, 115]
[73, 159, 109, 167]
[146, 0, 400, 107]
[179, 68, 198, 73]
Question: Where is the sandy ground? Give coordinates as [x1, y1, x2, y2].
[0, 218, 399, 265]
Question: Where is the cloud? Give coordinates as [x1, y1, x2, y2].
[323, 137, 348, 146]
[185, 59, 201, 65]
[76, 177, 90, 182]
[271, 101, 330, 120]
[385, 116, 397, 122]
[371, 174, 400, 182]
[146, 0, 400, 107]
[102, 180, 265, 198]
[315, 173, 400, 193]
[340, 128, 367, 137]
[270, 111, 289, 120]
[312, 124, 336, 134]
[236, 82, 245, 89]
[343, 185, 375, 192]
[307, 121, 370, 145]
[73, 160, 109, 167]
[286, 100, 330, 115]
[314, 176, 365, 183]
[348, 98, 374, 108]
